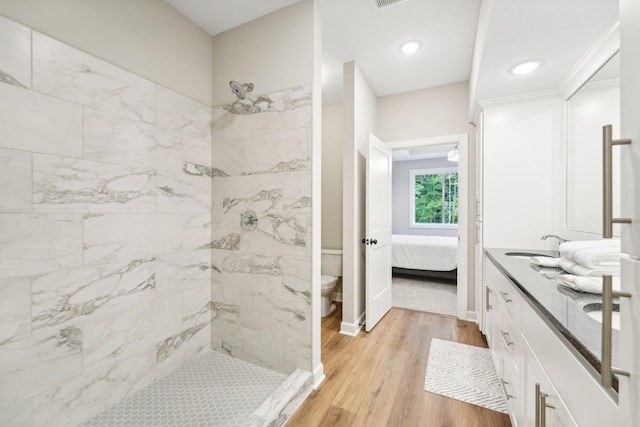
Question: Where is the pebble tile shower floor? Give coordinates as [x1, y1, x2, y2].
[80, 351, 287, 427]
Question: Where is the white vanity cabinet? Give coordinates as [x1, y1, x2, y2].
[483, 255, 621, 427]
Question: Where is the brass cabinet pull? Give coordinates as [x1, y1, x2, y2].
[602, 124, 631, 238]
[485, 286, 492, 311]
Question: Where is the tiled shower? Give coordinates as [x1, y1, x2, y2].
[0, 14, 313, 426]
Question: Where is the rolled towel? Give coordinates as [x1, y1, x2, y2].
[530, 257, 561, 268]
[557, 274, 621, 294]
[559, 239, 620, 268]
[558, 258, 620, 277]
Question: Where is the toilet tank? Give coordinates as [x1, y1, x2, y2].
[321, 249, 343, 277]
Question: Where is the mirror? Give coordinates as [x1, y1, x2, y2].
[565, 52, 620, 236]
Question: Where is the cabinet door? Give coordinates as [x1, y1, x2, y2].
[619, 257, 640, 426]
[620, 0, 640, 257]
[476, 221, 484, 331]
[523, 351, 579, 427]
[476, 112, 484, 222]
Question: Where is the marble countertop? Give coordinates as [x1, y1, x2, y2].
[484, 248, 619, 380]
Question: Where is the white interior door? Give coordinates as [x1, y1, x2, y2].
[365, 133, 393, 332]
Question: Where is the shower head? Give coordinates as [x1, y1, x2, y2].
[229, 81, 254, 99]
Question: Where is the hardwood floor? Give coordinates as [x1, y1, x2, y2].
[287, 304, 512, 427]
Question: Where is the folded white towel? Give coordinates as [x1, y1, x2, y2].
[530, 257, 561, 268]
[559, 239, 621, 269]
[557, 274, 621, 294]
[558, 258, 620, 277]
[574, 246, 623, 268]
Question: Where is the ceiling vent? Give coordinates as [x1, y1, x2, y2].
[371, 0, 408, 9]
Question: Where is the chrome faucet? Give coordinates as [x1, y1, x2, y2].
[541, 234, 569, 244]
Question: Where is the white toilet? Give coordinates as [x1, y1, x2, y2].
[321, 249, 342, 317]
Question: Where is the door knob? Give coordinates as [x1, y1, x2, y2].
[371, 239, 378, 245]
[361, 238, 368, 245]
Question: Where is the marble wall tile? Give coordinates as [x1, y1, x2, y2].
[282, 339, 311, 374]
[251, 293, 310, 344]
[82, 297, 181, 371]
[31, 258, 156, 332]
[210, 285, 242, 324]
[223, 85, 311, 115]
[0, 214, 83, 279]
[0, 397, 31, 427]
[241, 128, 308, 175]
[211, 139, 242, 177]
[223, 174, 283, 214]
[219, 251, 282, 294]
[32, 350, 157, 427]
[283, 171, 311, 213]
[182, 135, 212, 168]
[83, 109, 182, 173]
[0, 83, 82, 157]
[182, 213, 212, 252]
[0, 326, 83, 403]
[0, 148, 32, 213]
[0, 277, 31, 344]
[212, 107, 283, 141]
[32, 33, 156, 123]
[209, 214, 241, 251]
[241, 213, 308, 256]
[211, 286, 309, 344]
[215, 321, 282, 372]
[181, 284, 212, 328]
[157, 171, 211, 213]
[83, 214, 183, 266]
[0, 15, 31, 89]
[157, 86, 211, 141]
[212, 177, 224, 215]
[155, 321, 210, 366]
[282, 105, 312, 130]
[272, 85, 312, 111]
[282, 256, 311, 301]
[33, 154, 156, 213]
[156, 249, 213, 296]
[182, 161, 215, 178]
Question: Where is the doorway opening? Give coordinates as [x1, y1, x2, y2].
[387, 134, 469, 319]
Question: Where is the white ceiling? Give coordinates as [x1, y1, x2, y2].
[321, 0, 480, 105]
[166, 0, 619, 109]
[165, 0, 301, 36]
[392, 143, 456, 162]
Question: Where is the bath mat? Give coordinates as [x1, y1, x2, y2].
[424, 338, 507, 414]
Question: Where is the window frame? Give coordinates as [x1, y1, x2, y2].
[409, 167, 459, 229]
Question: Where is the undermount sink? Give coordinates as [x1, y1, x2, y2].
[505, 252, 552, 260]
[583, 303, 621, 331]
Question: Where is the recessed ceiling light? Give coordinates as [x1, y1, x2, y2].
[509, 60, 544, 75]
[400, 41, 421, 55]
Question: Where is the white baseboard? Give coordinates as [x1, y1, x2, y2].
[340, 311, 365, 336]
[312, 363, 325, 389]
[339, 321, 361, 336]
[467, 310, 478, 323]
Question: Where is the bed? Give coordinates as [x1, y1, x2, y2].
[391, 234, 458, 280]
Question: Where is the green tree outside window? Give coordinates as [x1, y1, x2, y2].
[412, 171, 458, 226]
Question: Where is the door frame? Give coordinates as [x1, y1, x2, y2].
[387, 133, 469, 320]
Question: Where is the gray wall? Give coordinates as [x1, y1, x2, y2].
[392, 157, 458, 237]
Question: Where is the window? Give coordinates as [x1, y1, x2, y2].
[409, 168, 458, 228]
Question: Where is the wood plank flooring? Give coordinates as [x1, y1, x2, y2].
[286, 304, 512, 427]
